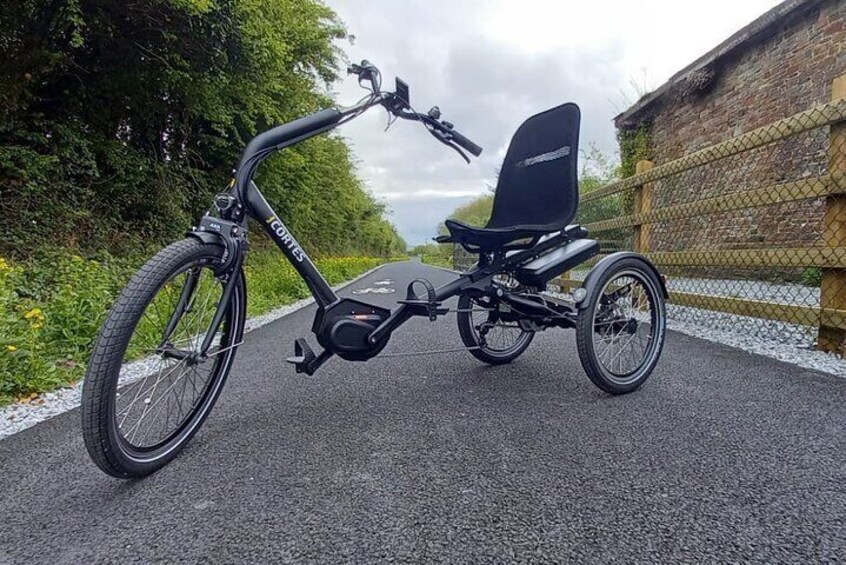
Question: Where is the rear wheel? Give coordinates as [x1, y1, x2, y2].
[576, 258, 666, 395]
[81, 239, 245, 478]
[457, 276, 535, 365]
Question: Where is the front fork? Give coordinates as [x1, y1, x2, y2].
[199, 256, 244, 356]
[159, 214, 248, 362]
[160, 267, 201, 345]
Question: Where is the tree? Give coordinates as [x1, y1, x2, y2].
[0, 0, 404, 257]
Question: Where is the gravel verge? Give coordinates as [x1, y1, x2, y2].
[667, 313, 845, 376]
[0, 264, 384, 440]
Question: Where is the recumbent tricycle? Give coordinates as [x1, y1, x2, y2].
[81, 61, 668, 478]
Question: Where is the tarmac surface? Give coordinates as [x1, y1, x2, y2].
[2, 260, 845, 564]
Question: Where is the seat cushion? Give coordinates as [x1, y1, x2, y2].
[437, 220, 587, 252]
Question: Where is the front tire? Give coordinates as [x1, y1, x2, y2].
[81, 239, 246, 478]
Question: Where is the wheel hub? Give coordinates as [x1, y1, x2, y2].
[157, 344, 203, 366]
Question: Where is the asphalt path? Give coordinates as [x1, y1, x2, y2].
[2, 260, 845, 564]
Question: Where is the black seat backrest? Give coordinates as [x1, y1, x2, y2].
[486, 103, 580, 231]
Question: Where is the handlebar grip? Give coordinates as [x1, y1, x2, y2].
[448, 129, 483, 157]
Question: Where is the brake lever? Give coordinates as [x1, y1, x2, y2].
[450, 144, 471, 164]
[431, 129, 470, 163]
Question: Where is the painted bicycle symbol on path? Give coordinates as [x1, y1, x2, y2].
[352, 279, 396, 295]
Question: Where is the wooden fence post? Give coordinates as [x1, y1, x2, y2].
[819, 75, 846, 355]
[633, 160, 654, 253]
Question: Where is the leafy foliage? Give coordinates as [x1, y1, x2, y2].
[617, 126, 652, 179]
[409, 243, 452, 268]
[0, 249, 386, 404]
[575, 146, 623, 228]
[442, 195, 495, 230]
[245, 246, 388, 316]
[0, 253, 135, 403]
[0, 0, 405, 257]
[617, 126, 652, 215]
[801, 267, 823, 287]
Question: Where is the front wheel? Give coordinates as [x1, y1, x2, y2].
[81, 239, 246, 478]
[576, 258, 666, 395]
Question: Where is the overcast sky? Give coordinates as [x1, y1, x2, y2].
[325, 0, 783, 246]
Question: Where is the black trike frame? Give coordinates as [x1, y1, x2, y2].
[78, 61, 675, 483]
[185, 75, 667, 375]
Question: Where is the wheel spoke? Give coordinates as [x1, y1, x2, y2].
[466, 278, 533, 357]
[113, 260, 236, 451]
[590, 271, 661, 384]
[125, 359, 194, 442]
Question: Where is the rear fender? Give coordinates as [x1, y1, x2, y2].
[576, 252, 668, 310]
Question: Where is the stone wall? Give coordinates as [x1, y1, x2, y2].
[625, 0, 846, 254]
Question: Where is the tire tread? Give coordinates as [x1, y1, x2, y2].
[81, 239, 231, 478]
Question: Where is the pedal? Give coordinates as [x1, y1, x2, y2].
[286, 338, 316, 373]
[286, 337, 333, 376]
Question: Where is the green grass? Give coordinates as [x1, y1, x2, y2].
[0, 247, 388, 405]
[417, 254, 453, 269]
[244, 249, 386, 316]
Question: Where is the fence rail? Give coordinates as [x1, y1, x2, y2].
[584, 173, 846, 233]
[581, 97, 846, 204]
[568, 76, 846, 356]
[582, 248, 846, 269]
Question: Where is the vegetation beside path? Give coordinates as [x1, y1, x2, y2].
[0, 0, 409, 405]
[0, 250, 388, 405]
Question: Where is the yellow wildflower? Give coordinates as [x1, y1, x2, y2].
[24, 308, 44, 321]
[6, 345, 16, 352]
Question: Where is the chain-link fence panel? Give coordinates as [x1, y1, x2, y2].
[579, 95, 846, 356]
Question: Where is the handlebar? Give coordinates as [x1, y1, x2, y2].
[442, 123, 483, 157]
[345, 60, 483, 162]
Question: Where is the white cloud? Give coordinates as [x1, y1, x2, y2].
[326, 0, 783, 245]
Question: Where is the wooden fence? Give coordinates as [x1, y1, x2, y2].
[563, 76, 846, 356]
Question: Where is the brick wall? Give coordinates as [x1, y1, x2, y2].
[627, 0, 846, 255]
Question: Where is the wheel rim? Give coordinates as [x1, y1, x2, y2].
[469, 274, 533, 357]
[113, 261, 235, 453]
[590, 269, 662, 384]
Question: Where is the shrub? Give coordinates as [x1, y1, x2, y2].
[801, 267, 823, 287]
[0, 249, 384, 404]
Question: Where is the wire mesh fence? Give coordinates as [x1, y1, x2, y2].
[454, 79, 846, 357]
[579, 84, 846, 356]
